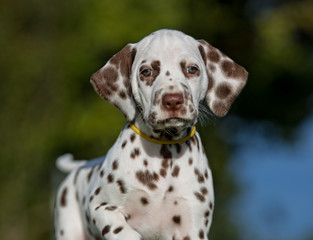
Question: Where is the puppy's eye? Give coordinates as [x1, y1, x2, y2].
[187, 66, 199, 74]
[141, 69, 153, 77]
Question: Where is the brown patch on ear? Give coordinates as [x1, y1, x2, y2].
[221, 60, 248, 80]
[198, 39, 248, 117]
[215, 83, 232, 99]
[91, 67, 119, 100]
[208, 48, 221, 63]
[91, 45, 136, 100]
[90, 44, 137, 121]
[109, 45, 137, 78]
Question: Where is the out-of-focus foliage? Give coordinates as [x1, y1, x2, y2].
[0, 0, 312, 239]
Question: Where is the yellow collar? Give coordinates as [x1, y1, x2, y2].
[129, 122, 196, 144]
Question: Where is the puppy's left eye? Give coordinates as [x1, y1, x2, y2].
[141, 69, 153, 77]
[187, 66, 199, 74]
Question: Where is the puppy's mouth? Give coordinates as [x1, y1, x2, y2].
[147, 116, 195, 131]
[158, 117, 189, 127]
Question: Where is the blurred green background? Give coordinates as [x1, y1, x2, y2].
[1, 0, 313, 239]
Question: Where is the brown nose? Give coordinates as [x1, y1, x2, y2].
[162, 93, 184, 111]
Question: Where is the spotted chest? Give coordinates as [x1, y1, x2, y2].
[83, 127, 214, 239]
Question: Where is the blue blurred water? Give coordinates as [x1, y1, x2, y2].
[225, 116, 313, 240]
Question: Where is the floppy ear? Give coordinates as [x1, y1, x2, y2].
[198, 40, 248, 117]
[90, 44, 137, 121]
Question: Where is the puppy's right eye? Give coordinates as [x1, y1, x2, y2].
[141, 69, 152, 77]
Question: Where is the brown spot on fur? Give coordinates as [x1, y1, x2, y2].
[166, 71, 170, 76]
[136, 170, 159, 190]
[60, 187, 67, 207]
[168, 185, 174, 192]
[199, 229, 205, 239]
[209, 201, 213, 210]
[100, 169, 104, 178]
[171, 165, 180, 177]
[143, 159, 148, 167]
[183, 236, 190, 240]
[188, 157, 193, 165]
[140, 197, 149, 205]
[215, 83, 232, 99]
[160, 168, 167, 178]
[130, 133, 136, 142]
[151, 60, 161, 78]
[121, 140, 127, 149]
[195, 168, 205, 183]
[113, 226, 123, 234]
[180, 60, 187, 76]
[118, 90, 127, 99]
[194, 192, 205, 202]
[94, 187, 101, 195]
[102, 225, 111, 236]
[87, 167, 95, 183]
[116, 179, 127, 194]
[130, 148, 140, 159]
[107, 174, 114, 183]
[112, 160, 119, 170]
[172, 215, 181, 224]
[95, 202, 108, 210]
[208, 48, 221, 63]
[198, 176, 205, 183]
[105, 206, 117, 211]
[221, 60, 248, 80]
[162, 158, 170, 169]
[200, 187, 208, 195]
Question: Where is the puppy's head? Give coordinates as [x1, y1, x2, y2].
[90, 30, 248, 132]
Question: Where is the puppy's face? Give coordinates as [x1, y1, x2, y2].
[131, 34, 208, 132]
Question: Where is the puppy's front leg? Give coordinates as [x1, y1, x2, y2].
[89, 202, 142, 240]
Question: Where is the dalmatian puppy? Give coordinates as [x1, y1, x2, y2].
[54, 29, 248, 240]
